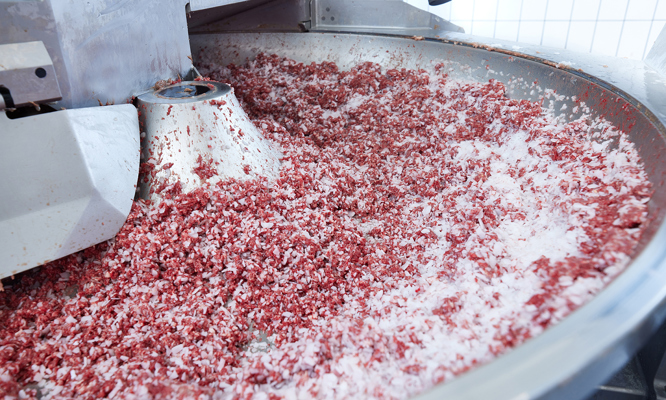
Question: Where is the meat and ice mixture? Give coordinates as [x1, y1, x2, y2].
[0, 54, 652, 400]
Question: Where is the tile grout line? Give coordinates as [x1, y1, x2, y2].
[492, 0, 500, 38]
[614, 0, 631, 57]
[540, 0, 550, 45]
[641, 0, 660, 59]
[564, 0, 577, 49]
[439, 0, 660, 60]
[589, 0, 603, 53]
[471, 0, 477, 35]
[516, 0, 525, 42]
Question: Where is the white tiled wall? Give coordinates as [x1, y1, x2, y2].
[406, 0, 666, 60]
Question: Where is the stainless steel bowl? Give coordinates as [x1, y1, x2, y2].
[190, 32, 666, 400]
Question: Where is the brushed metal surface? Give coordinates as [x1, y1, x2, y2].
[137, 81, 281, 201]
[0, 0, 193, 109]
[311, 0, 464, 36]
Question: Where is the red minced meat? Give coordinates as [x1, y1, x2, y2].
[0, 54, 651, 399]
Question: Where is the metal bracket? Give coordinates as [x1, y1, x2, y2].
[309, 0, 463, 37]
[0, 41, 62, 111]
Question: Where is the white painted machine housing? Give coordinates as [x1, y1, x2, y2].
[0, 105, 139, 278]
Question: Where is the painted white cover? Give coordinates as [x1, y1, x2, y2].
[0, 104, 139, 278]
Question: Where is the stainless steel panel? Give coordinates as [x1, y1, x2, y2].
[0, 0, 193, 109]
[311, 0, 463, 36]
[137, 81, 281, 201]
[187, 0, 309, 33]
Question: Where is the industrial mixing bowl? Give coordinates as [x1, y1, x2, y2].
[190, 32, 666, 400]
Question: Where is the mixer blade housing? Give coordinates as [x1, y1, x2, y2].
[0, 105, 139, 279]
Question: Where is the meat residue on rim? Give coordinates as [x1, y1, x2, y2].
[0, 54, 652, 399]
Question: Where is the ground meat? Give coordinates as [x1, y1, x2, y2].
[0, 54, 651, 400]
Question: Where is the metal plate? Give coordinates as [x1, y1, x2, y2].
[0, 41, 61, 109]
